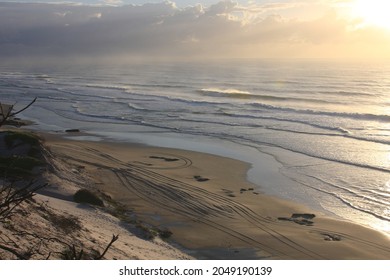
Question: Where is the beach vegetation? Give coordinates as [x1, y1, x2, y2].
[158, 228, 173, 239]
[0, 180, 46, 221]
[0, 99, 119, 260]
[0, 130, 45, 179]
[43, 211, 82, 234]
[134, 222, 173, 240]
[0, 156, 44, 177]
[73, 189, 104, 207]
[60, 244, 86, 260]
[60, 234, 119, 260]
[135, 223, 158, 239]
[4, 130, 40, 148]
[100, 194, 174, 241]
[3, 130, 42, 157]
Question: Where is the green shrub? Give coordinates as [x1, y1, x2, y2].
[73, 189, 104, 207]
[0, 156, 44, 177]
[4, 131, 40, 148]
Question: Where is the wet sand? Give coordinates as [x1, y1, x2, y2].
[42, 133, 390, 259]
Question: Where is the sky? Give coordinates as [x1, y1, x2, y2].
[1, 0, 390, 62]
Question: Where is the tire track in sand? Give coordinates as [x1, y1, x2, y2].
[46, 143, 390, 259]
[46, 143, 327, 259]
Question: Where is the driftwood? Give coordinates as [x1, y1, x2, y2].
[96, 234, 119, 260]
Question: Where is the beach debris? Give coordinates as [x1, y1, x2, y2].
[149, 155, 179, 162]
[240, 188, 258, 194]
[278, 213, 316, 226]
[322, 233, 341, 241]
[291, 213, 316, 219]
[193, 175, 209, 182]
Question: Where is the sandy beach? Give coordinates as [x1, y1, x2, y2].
[14, 131, 386, 260]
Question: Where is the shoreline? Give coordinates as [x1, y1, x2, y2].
[24, 117, 390, 237]
[42, 128, 328, 214]
[36, 130, 390, 259]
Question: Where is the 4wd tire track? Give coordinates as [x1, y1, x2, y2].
[46, 143, 390, 259]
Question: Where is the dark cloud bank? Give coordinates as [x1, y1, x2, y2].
[0, 1, 389, 62]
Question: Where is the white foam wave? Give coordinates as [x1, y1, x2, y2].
[249, 102, 390, 122]
[128, 102, 146, 111]
[199, 88, 251, 96]
[86, 83, 131, 91]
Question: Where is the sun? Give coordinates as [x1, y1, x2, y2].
[351, 0, 390, 29]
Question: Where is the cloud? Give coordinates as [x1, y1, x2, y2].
[206, 0, 237, 15]
[0, 1, 389, 61]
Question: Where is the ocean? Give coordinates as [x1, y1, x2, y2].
[1, 59, 389, 234]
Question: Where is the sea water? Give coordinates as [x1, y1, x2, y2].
[1, 59, 389, 234]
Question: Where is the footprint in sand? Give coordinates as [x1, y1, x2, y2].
[222, 188, 236, 197]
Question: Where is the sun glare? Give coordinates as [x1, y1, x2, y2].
[351, 0, 390, 29]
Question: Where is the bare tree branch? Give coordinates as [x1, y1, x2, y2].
[0, 103, 14, 127]
[96, 234, 119, 260]
[0, 98, 36, 127]
[10, 97, 37, 117]
[0, 243, 29, 260]
[0, 180, 47, 220]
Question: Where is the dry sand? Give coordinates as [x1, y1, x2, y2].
[0, 130, 191, 260]
[32, 132, 390, 260]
